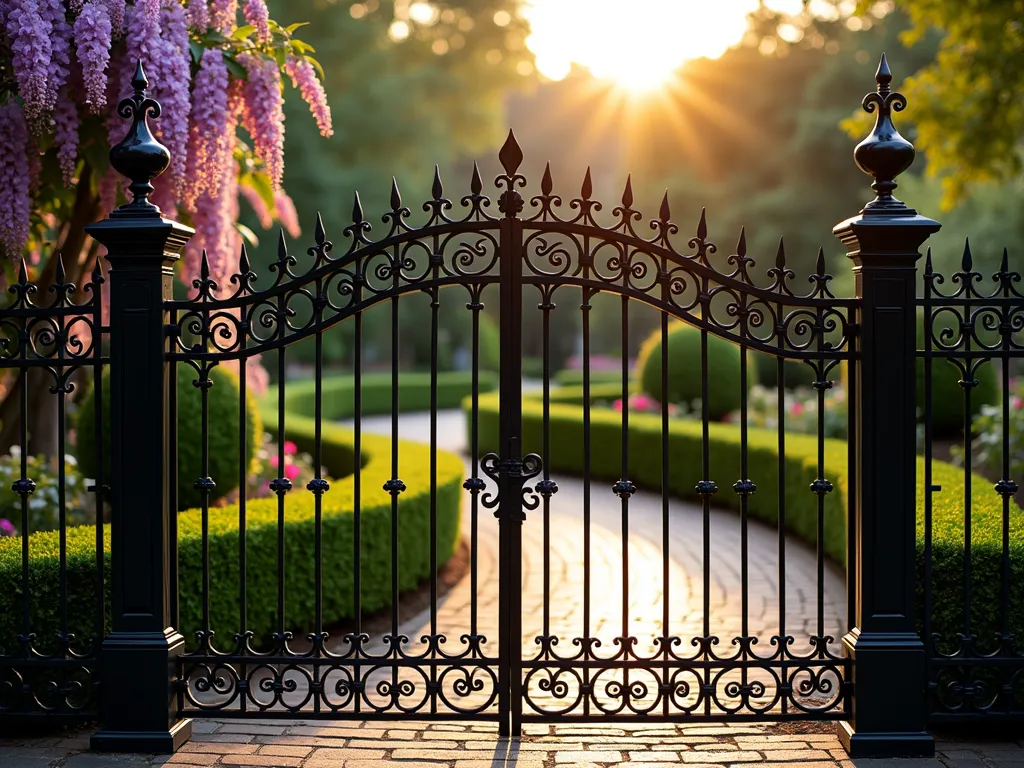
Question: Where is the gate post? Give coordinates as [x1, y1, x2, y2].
[833, 54, 939, 757]
[86, 63, 194, 753]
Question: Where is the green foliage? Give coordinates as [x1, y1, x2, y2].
[0, 399, 464, 652]
[634, 323, 751, 420]
[751, 353, 817, 391]
[953, 378, 1024, 494]
[279, 370, 497, 423]
[76, 366, 261, 511]
[0, 449, 92, 535]
[469, 389, 1024, 642]
[916, 325, 1000, 437]
[553, 369, 628, 387]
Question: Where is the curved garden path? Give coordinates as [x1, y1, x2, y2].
[344, 409, 847, 668]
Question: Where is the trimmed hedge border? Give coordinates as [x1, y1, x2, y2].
[467, 390, 1024, 642]
[0, 377, 464, 652]
[282, 370, 497, 421]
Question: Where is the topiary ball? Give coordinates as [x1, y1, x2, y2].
[634, 322, 752, 420]
[76, 365, 261, 510]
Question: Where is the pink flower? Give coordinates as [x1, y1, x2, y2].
[186, 0, 208, 30]
[284, 55, 333, 138]
[0, 103, 32, 256]
[242, 0, 269, 42]
[6, 0, 52, 123]
[239, 183, 272, 229]
[183, 48, 231, 207]
[52, 87, 79, 185]
[239, 52, 285, 188]
[152, 0, 192, 195]
[274, 189, 301, 238]
[75, 0, 113, 113]
[631, 393, 654, 411]
[612, 398, 623, 413]
[284, 463, 300, 481]
[245, 355, 269, 398]
[1013, 395, 1023, 411]
[284, 441, 297, 455]
[0, 518, 16, 537]
[790, 402, 805, 416]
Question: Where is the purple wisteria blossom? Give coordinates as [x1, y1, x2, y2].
[184, 48, 231, 207]
[285, 55, 333, 138]
[52, 88, 80, 185]
[152, 0, 192, 195]
[185, 0, 207, 30]
[242, 0, 268, 42]
[0, 104, 31, 255]
[104, 0, 124, 35]
[74, 0, 112, 112]
[239, 52, 285, 188]
[6, 0, 52, 123]
[209, 0, 236, 32]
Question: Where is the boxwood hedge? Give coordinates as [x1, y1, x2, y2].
[0, 380, 464, 653]
[281, 370, 497, 421]
[468, 390, 1024, 643]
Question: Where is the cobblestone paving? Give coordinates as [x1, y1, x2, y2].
[2, 719, 1022, 767]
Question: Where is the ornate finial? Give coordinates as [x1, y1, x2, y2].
[313, 213, 326, 246]
[109, 61, 170, 215]
[659, 190, 671, 222]
[581, 167, 593, 200]
[815, 246, 826, 277]
[352, 191, 364, 225]
[961, 238, 973, 272]
[776, 237, 787, 269]
[924, 247, 933, 274]
[736, 227, 746, 257]
[696, 208, 707, 241]
[499, 129, 523, 177]
[854, 53, 915, 215]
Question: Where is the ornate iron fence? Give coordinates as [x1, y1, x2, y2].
[0, 54, 1019, 761]
[919, 245, 1024, 720]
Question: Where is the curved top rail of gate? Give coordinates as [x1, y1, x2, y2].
[167, 132, 856, 366]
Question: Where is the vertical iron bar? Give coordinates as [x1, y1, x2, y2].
[922, 274, 934, 689]
[776, 354, 787, 716]
[353, 300, 363, 716]
[276, 339, 287, 649]
[701, 325, 712, 716]
[312, 307, 324, 715]
[469, 300, 480, 642]
[582, 281, 593, 720]
[739, 342, 750, 690]
[390, 279, 400, 704]
[660, 267, 670, 716]
[429, 283, 439, 715]
[541, 295, 551, 642]
[57, 316, 68, 654]
[94, 285, 106, 658]
[237, 316, 248, 714]
[619, 290, 631, 701]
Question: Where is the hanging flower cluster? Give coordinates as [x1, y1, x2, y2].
[0, 0, 333, 290]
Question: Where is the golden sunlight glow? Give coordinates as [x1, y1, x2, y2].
[523, 1, 765, 93]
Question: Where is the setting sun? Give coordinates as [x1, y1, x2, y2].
[523, 0, 765, 93]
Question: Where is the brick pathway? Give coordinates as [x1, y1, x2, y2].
[3, 719, 1022, 767]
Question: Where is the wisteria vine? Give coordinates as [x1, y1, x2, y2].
[0, 0, 333, 292]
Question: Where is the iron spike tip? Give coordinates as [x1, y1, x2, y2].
[470, 162, 483, 196]
[621, 174, 633, 209]
[200, 250, 210, 280]
[390, 177, 402, 210]
[352, 191, 364, 224]
[736, 227, 746, 257]
[876, 53, 891, 84]
[581, 167, 593, 200]
[775, 237, 786, 268]
[278, 227, 289, 258]
[431, 165, 443, 200]
[1001, 247, 1009, 273]
[314, 212, 326, 246]
[239, 243, 250, 272]
[498, 129, 523, 177]
[131, 59, 148, 92]
[815, 246, 826, 276]
[961, 238, 973, 271]
[924, 247, 933, 273]
[54, 252, 65, 283]
[697, 207, 707, 240]
[659, 190, 670, 222]
[541, 162, 553, 196]
[17, 258, 27, 284]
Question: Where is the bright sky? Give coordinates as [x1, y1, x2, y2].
[521, 0, 807, 91]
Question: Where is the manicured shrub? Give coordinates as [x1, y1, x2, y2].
[478, 313, 501, 372]
[468, 390, 1024, 645]
[634, 322, 752, 420]
[76, 366, 261, 510]
[279, 370, 497, 423]
[1, 402, 464, 652]
[917, 354, 999, 438]
[554, 369, 628, 387]
[752, 352, 817, 390]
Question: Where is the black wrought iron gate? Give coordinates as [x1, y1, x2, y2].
[10, 56, 1018, 759]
